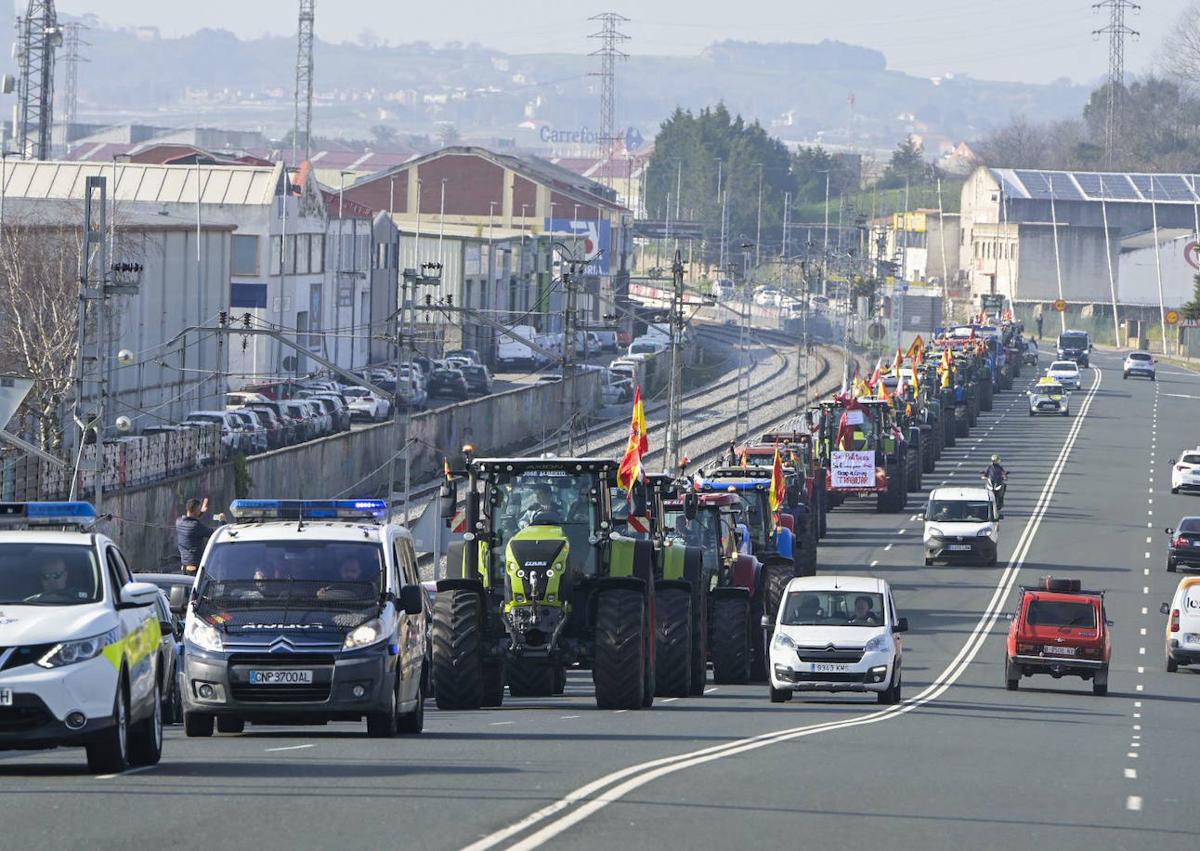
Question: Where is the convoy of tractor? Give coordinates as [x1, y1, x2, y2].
[428, 315, 1030, 707]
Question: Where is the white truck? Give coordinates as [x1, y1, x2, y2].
[496, 325, 543, 369]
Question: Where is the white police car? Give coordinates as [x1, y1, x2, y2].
[0, 502, 165, 772]
[181, 499, 427, 738]
[1027, 377, 1070, 417]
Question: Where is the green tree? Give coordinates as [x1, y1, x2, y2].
[879, 136, 933, 189]
[1182, 272, 1200, 321]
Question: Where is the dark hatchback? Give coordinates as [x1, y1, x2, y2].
[460, 364, 492, 395]
[1166, 516, 1200, 572]
[428, 368, 469, 400]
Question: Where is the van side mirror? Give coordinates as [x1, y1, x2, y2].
[1165, 527, 1175, 536]
[997, 512, 1005, 521]
[760, 615, 772, 628]
[398, 584, 424, 616]
[1160, 603, 1170, 615]
[895, 617, 909, 633]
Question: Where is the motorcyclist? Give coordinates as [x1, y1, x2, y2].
[980, 454, 1008, 509]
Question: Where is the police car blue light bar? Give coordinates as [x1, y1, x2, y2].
[0, 501, 99, 528]
[228, 499, 387, 522]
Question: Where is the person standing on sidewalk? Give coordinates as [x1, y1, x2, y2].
[176, 497, 224, 574]
[1036, 313, 1044, 341]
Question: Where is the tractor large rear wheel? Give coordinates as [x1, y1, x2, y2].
[763, 562, 792, 626]
[980, 380, 994, 412]
[710, 596, 750, 685]
[689, 588, 707, 696]
[593, 589, 647, 710]
[506, 657, 556, 698]
[654, 588, 692, 698]
[432, 589, 484, 711]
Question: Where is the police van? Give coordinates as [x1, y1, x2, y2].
[0, 502, 165, 773]
[181, 499, 427, 738]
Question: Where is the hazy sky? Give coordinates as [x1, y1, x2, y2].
[54, 0, 1190, 85]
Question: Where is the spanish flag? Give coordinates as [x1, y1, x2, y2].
[769, 443, 785, 514]
[910, 362, 921, 398]
[616, 386, 648, 495]
[444, 458, 453, 480]
[892, 347, 904, 376]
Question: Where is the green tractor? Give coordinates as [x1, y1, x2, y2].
[611, 474, 708, 697]
[433, 456, 657, 711]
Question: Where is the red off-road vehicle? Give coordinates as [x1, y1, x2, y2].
[1005, 577, 1112, 695]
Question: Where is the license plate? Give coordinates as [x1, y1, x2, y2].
[1043, 645, 1076, 656]
[947, 544, 972, 551]
[248, 669, 313, 685]
[0, 688, 10, 706]
[810, 663, 850, 673]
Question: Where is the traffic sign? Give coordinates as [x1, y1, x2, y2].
[1053, 298, 1067, 312]
[1166, 309, 1180, 325]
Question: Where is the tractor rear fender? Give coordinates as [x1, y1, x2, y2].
[732, 553, 758, 593]
[774, 526, 794, 560]
[709, 585, 752, 602]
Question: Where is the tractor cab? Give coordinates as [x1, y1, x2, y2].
[695, 468, 795, 569]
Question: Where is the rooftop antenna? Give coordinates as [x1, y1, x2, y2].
[1092, 0, 1140, 169]
[292, 0, 315, 165]
[15, 0, 63, 160]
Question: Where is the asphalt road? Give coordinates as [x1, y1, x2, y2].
[2, 345, 1198, 851]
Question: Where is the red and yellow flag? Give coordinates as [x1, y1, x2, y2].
[444, 458, 453, 480]
[910, 361, 921, 398]
[892, 347, 904, 376]
[616, 386, 648, 494]
[769, 443, 785, 513]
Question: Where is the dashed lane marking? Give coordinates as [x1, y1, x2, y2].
[264, 744, 315, 753]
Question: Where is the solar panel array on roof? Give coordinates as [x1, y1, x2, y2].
[1015, 170, 1084, 201]
[1149, 175, 1198, 202]
[1075, 172, 1140, 200]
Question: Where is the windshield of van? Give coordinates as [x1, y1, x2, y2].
[0, 544, 101, 605]
[780, 590, 886, 626]
[199, 540, 383, 607]
[926, 499, 992, 522]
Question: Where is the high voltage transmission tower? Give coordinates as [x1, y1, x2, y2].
[15, 0, 62, 161]
[588, 12, 628, 184]
[61, 21, 87, 137]
[1092, 0, 1139, 169]
[293, 0, 315, 164]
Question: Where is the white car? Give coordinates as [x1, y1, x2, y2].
[1161, 576, 1200, 671]
[1170, 449, 1200, 494]
[766, 575, 907, 704]
[1045, 360, 1081, 390]
[921, 486, 1001, 566]
[1123, 351, 1156, 381]
[0, 502, 165, 772]
[1027, 379, 1070, 417]
[343, 386, 389, 422]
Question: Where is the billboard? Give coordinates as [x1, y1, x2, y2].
[543, 218, 612, 276]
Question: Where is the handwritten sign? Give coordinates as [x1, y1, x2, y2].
[831, 450, 876, 489]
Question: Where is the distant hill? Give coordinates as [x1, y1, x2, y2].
[47, 19, 1088, 151]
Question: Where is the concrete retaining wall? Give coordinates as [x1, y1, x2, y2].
[102, 372, 601, 570]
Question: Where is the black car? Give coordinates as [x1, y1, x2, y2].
[1166, 516, 1200, 572]
[135, 572, 192, 723]
[460, 364, 492, 395]
[428, 368, 469, 399]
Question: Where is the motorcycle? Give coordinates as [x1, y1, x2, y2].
[982, 476, 1007, 511]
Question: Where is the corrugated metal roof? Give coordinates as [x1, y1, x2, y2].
[990, 168, 1200, 205]
[0, 159, 283, 206]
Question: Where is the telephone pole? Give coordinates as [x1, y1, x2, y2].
[293, 0, 315, 164]
[560, 258, 583, 455]
[735, 242, 754, 441]
[588, 12, 629, 183]
[664, 249, 685, 471]
[1093, 0, 1139, 169]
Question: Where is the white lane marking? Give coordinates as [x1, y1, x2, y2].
[898, 529, 907, 535]
[490, 721, 515, 726]
[884, 543, 893, 551]
[1133, 724, 1142, 731]
[1125, 768, 1138, 779]
[661, 698, 678, 704]
[1134, 712, 1141, 718]
[613, 710, 628, 714]
[1135, 701, 1142, 707]
[1128, 752, 1139, 759]
[1137, 667, 1145, 674]
[1131, 742, 1141, 748]
[1127, 795, 1143, 812]
[1136, 684, 1144, 691]
[870, 560, 879, 567]
[1139, 647, 1146, 655]
[1144, 568, 1150, 575]
[1141, 607, 1148, 615]
[1140, 628, 1147, 635]
[465, 368, 1106, 851]
[264, 744, 314, 753]
[703, 688, 718, 694]
[96, 765, 159, 780]
[1143, 586, 1150, 594]
[1146, 537, 1152, 544]
[1144, 553, 1150, 559]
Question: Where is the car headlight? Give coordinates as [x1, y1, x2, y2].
[343, 618, 386, 650]
[977, 528, 992, 537]
[184, 616, 224, 652]
[927, 526, 945, 539]
[37, 627, 121, 668]
[862, 634, 891, 654]
[772, 631, 796, 651]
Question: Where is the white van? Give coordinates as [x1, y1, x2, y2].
[1162, 577, 1200, 672]
[921, 485, 1001, 566]
[497, 325, 541, 369]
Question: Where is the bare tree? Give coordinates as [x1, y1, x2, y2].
[0, 217, 83, 452]
[974, 116, 1053, 168]
[1162, 1, 1200, 88]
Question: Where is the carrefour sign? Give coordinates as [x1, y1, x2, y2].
[544, 219, 611, 275]
[540, 126, 605, 145]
